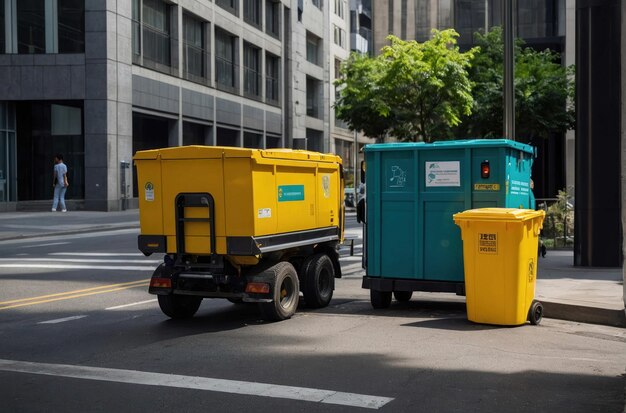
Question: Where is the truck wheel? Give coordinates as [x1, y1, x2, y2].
[393, 291, 413, 302]
[301, 254, 335, 308]
[528, 300, 543, 325]
[158, 294, 202, 319]
[370, 289, 392, 309]
[260, 262, 300, 321]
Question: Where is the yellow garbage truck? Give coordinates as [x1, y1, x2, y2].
[134, 146, 344, 321]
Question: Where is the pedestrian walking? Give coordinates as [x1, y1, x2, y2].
[51, 153, 69, 212]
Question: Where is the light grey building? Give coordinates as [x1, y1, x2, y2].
[0, 0, 353, 211]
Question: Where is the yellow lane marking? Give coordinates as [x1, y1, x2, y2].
[0, 280, 150, 311]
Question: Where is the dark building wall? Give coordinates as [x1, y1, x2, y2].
[575, 0, 622, 266]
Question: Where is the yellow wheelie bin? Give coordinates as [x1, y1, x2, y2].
[453, 208, 545, 326]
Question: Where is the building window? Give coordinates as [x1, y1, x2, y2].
[215, 28, 238, 91]
[58, 0, 84, 53]
[306, 128, 323, 152]
[142, 0, 171, 69]
[216, 0, 239, 17]
[265, 0, 280, 39]
[334, 0, 344, 18]
[312, 0, 322, 11]
[0, 0, 5, 54]
[183, 121, 209, 146]
[265, 53, 280, 104]
[244, 0, 261, 27]
[17, 0, 46, 54]
[306, 31, 321, 66]
[266, 135, 281, 148]
[306, 76, 321, 119]
[132, 0, 141, 58]
[243, 42, 261, 98]
[183, 13, 208, 83]
[333, 24, 346, 48]
[244, 131, 263, 149]
[217, 127, 240, 147]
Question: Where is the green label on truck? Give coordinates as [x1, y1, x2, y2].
[278, 185, 305, 202]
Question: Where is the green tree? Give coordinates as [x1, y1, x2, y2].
[335, 29, 477, 142]
[459, 27, 575, 142]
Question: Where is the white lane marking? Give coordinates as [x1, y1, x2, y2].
[0, 229, 138, 245]
[49, 253, 150, 257]
[38, 315, 88, 324]
[0, 359, 394, 409]
[0, 264, 154, 271]
[18, 242, 71, 249]
[105, 299, 157, 310]
[0, 258, 160, 264]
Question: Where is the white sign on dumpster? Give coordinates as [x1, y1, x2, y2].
[425, 161, 461, 187]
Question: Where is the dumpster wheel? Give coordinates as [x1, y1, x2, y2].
[528, 300, 543, 325]
[393, 291, 413, 302]
[370, 290, 392, 309]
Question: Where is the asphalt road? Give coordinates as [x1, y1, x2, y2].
[0, 217, 625, 412]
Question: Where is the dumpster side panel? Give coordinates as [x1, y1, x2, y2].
[275, 163, 317, 233]
[505, 149, 535, 209]
[160, 159, 227, 254]
[252, 164, 279, 236]
[135, 159, 164, 236]
[224, 158, 255, 236]
[423, 201, 465, 280]
[316, 164, 342, 231]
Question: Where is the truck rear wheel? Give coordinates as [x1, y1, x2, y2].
[158, 294, 202, 319]
[259, 262, 300, 321]
[301, 253, 335, 308]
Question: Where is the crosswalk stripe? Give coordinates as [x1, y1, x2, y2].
[0, 359, 394, 409]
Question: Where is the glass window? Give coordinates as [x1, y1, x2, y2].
[243, 43, 261, 97]
[244, 0, 261, 27]
[183, 122, 207, 146]
[216, 0, 238, 16]
[333, 24, 346, 48]
[306, 31, 321, 66]
[216, 127, 239, 147]
[132, 0, 141, 58]
[265, 53, 280, 104]
[183, 13, 206, 81]
[243, 132, 262, 148]
[58, 0, 84, 53]
[306, 128, 323, 152]
[51, 104, 82, 136]
[142, 0, 171, 67]
[17, 0, 46, 54]
[312, 0, 322, 10]
[265, 0, 280, 38]
[334, 0, 344, 18]
[306, 76, 321, 119]
[215, 29, 237, 90]
[266, 135, 281, 148]
[0, 0, 5, 54]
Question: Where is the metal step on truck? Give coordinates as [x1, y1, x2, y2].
[134, 146, 344, 321]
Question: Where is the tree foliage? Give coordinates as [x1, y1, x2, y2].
[459, 27, 575, 142]
[335, 29, 477, 142]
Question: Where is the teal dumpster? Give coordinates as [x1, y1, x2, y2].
[361, 139, 537, 308]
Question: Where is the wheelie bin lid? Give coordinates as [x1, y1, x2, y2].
[453, 208, 545, 223]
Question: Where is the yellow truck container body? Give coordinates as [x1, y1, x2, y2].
[134, 146, 344, 257]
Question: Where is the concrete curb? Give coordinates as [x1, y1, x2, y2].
[542, 301, 626, 328]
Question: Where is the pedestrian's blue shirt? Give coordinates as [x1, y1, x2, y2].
[54, 162, 67, 186]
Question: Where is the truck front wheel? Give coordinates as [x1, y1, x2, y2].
[260, 262, 300, 321]
[158, 294, 202, 319]
[301, 253, 334, 308]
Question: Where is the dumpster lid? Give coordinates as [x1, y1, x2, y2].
[364, 139, 535, 155]
[453, 208, 545, 222]
[133, 146, 342, 163]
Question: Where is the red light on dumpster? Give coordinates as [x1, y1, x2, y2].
[481, 161, 490, 179]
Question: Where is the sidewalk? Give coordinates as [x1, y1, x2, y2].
[0, 211, 623, 327]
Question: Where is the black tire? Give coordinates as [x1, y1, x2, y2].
[528, 300, 543, 325]
[370, 289, 392, 309]
[301, 254, 335, 308]
[259, 262, 300, 321]
[393, 291, 413, 302]
[157, 294, 202, 319]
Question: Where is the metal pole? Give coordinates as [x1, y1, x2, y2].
[503, 0, 516, 140]
[353, 129, 358, 202]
